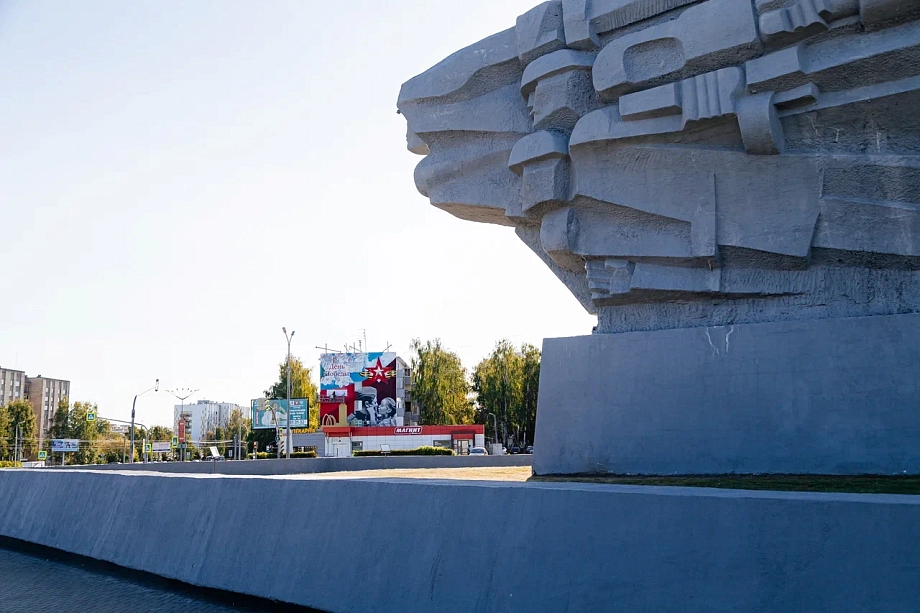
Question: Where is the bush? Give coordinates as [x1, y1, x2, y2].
[354, 446, 455, 457]
[291, 451, 317, 458]
[0, 461, 22, 468]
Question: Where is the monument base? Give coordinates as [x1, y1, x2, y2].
[534, 313, 920, 476]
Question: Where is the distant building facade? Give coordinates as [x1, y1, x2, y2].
[175, 400, 242, 443]
[0, 367, 27, 406]
[25, 375, 71, 446]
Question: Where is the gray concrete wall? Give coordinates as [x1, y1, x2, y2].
[534, 312, 920, 476]
[1, 469, 918, 612]
[52, 453, 533, 475]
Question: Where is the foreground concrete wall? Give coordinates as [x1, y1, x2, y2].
[52, 454, 532, 475]
[534, 313, 920, 476]
[1, 470, 919, 612]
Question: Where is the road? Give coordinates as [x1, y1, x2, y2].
[0, 543, 319, 613]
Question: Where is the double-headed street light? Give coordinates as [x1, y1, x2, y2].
[283, 327, 295, 459]
[130, 379, 159, 463]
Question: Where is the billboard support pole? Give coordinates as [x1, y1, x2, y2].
[283, 327, 295, 459]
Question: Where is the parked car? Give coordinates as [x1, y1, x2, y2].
[510, 445, 521, 454]
[525, 446, 533, 454]
[469, 447, 489, 456]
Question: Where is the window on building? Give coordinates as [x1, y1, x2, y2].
[351, 441, 363, 452]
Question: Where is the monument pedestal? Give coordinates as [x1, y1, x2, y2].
[533, 313, 920, 476]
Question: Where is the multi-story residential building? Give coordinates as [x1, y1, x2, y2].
[25, 375, 71, 446]
[0, 367, 27, 406]
[175, 400, 242, 443]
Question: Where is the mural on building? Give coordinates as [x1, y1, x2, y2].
[320, 352, 398, 427]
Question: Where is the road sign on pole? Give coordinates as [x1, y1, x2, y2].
[171, 436, 178, 448]
[86, 411, 96, 422]
[38, 451, 47, 460]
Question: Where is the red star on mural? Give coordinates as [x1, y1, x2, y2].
[364, 357, 392, 384]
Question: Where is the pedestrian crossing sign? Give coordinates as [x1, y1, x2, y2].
[171, 436, 178, 448]
[86, 412, 96, 422]
[38, 451, 47, 460]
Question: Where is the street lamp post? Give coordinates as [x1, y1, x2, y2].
[130, 379, 159, 463]
[167, 388, 198, 461]
[282, 327, 295, 459]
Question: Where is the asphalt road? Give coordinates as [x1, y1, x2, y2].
[0, 544, 319, 613]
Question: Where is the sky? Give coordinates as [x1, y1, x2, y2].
[0, 0, 595, 428]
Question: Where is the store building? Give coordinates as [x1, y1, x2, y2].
[322, 424, 485, 457]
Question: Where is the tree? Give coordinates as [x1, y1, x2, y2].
[68, 402, 101, 465]
[6, 399, 37, 460]
[263, 356, 319, 429]
[148, 425, 172, 441]
[0, 402, 9, 460]
[472, 341, 541, 447]
[410, 339, 474, 425]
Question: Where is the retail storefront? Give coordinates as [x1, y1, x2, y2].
[322, 425, 485, 457]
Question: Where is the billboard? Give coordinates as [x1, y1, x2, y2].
[251, 398, 309, 429]
[151, 441, 171, 453]
[320, 352, 398, 428]
[51, 439, 79, 452]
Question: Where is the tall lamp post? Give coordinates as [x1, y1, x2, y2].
[130, 379, 159, 463]
[167, 387, 199, 461]
[283, 327, 295, 459]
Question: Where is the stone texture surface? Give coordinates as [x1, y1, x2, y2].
[534, 312, 920, 475]
[2, 469, 920, 613]
[398, 0, 920, 327]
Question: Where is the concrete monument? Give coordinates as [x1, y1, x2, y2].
[399, 0, 920, 475]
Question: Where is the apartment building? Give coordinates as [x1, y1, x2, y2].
[25, 375, 71, 446]
[0, 367, 27, 406]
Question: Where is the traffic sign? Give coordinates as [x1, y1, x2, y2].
[171, 436, 178, 448]
[144, 443, 152, 453]
[86, 412, 96, 422]
[38, 451, 47, 460]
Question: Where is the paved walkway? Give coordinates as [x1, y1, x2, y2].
[0, 545, 307, 612]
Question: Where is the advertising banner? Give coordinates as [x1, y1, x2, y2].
[51, 439, 79, 452]
[251, 398, 309, 429]
[151, 441, 171, 453]
[319, 352, 398, 428]
[177, 419, 186, 443]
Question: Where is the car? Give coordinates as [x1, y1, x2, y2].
[525, 446, 533, 454]
[510, 445, 521, 454]
[469, 447, 488, 456]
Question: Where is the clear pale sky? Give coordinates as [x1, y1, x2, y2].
[0, 0, 595, 428]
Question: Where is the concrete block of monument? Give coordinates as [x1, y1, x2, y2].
[398, 0, 920, 475]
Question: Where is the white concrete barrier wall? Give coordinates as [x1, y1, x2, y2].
[1, 470, 919, 612]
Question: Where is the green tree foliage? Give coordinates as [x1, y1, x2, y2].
[0, 401, 10, 460]
[148, 425, 173, 441]
[410, 338, 474, 425]
[227, 408, 251, 444]
[70, 402, 100, 465]
[472, 341, 541, 447]
[5, 399, 37, 460]
[263, 356, 320, 430]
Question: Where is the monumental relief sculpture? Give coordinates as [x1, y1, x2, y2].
[399, 0, 920, 334]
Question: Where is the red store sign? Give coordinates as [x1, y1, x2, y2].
[394, 427, 423, 434]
